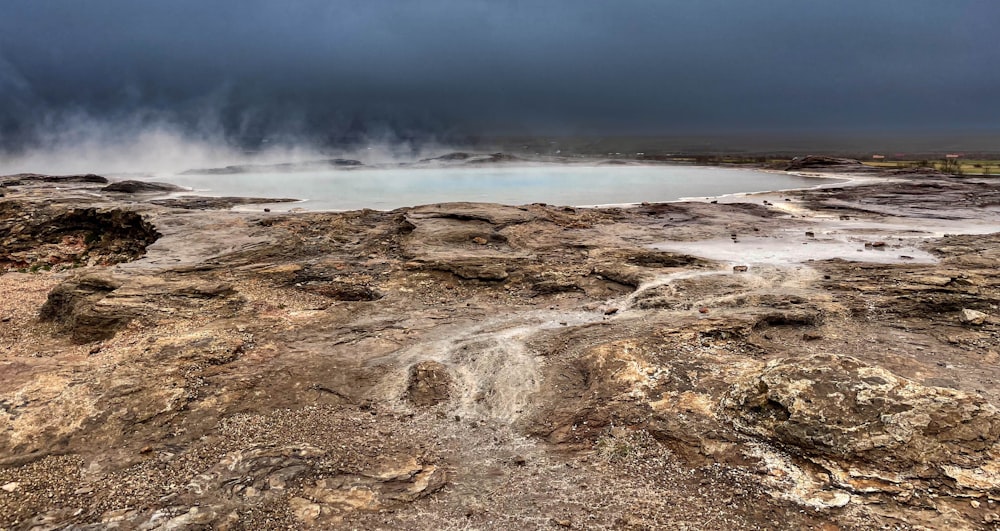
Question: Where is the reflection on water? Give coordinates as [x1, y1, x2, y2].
[163, 165, 839, 211]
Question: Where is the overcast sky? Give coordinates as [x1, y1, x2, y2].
[1, 0, 998, 148]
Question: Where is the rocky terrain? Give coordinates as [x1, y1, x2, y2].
[1, 165, 999, 529]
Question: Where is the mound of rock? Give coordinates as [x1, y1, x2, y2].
[38, 273, 129, 343]
[1, 173, 108, 186]
[101, 180, 185, 193]
[40, 273, 241, 343]
[784, 156, 874, 172]
[181, 159, 362, 175]
[420, 152, 473, 162]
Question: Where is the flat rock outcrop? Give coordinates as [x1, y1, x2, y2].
[1, 173, 108, 185]
[724, 354, 1000, 496]
[101, 180, 185, 193]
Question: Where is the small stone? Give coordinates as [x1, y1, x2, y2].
[803, 332, 823, 341]
[1, 482, 19, 492]
[698, 307, 709, 314]
[263, 208, 270, 212]
[871, 241, 887, 248]
[732, 265, 748, 273]
[553, 519, 572, 528]
[472, 236, 488, 245]
[972, 500, 981, 508]
[512, 455, 527, 466]
[139, 445, 152, 454]
[604, 307, 618, 315]
[960, 308, 988, 326]
[805, 231, 815, 237]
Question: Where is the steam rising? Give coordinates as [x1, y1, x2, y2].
[2, 0, 999, 174]
[0, 111, 451, 176]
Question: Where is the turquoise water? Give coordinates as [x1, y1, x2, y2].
[163, 164, 837, 211]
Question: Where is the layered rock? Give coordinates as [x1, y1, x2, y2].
[723, 354, 1000, 497]
[0, 202, 159, 270]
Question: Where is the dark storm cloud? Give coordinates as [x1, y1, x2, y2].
[1, 0, 998, 148]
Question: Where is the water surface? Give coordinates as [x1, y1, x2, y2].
[164, 165, 839, 211]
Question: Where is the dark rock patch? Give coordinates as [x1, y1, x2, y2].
[420, 152, 473, 162]
[102, 180, 185, 193]
[299, 281, 382, 301]
[39, 274, 133, 343]
[406, 361, 452, 407]
[625, 250, 704, 268]
[1, 173, 108, 186]
[784, 156, 873, 171]
[181, 158, 362, 175]
[150, 196, 299, 210]
[0, 202, 160, 270]
[465, 152, 522, 164]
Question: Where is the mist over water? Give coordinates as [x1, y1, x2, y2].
[0, 115, 451, 176]
[2, 1, 998, 189]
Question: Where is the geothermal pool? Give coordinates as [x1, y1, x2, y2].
[163, 165, 839, 211]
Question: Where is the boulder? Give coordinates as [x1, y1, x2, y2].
[960, 308, 988, 325]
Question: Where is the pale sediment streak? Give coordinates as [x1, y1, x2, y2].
[375, 309, 597, 422]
